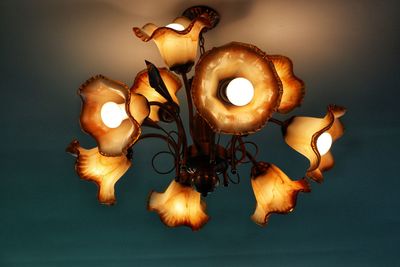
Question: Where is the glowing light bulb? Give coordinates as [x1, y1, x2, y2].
[100, 102, 128, 128]
[225, 77, 255, 106]
[316, 132, 333, 156]
[165, 23, 185, 31]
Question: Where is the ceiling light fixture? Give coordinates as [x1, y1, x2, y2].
[67, 6, 346, 230]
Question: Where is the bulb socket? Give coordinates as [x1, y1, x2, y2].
[217, 78, 234, 105]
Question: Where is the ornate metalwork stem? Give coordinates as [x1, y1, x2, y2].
[181, 72, 195, 143]
[269, 117, 285, 126]
[138, 133, 178, 154]
[199, 33, 205, 55]
[229, 136, 239, 171]
[147, 101, 189, 168]
[138, 133, 180, 176]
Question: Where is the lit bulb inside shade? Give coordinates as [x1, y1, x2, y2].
[100, 102, 128, 128]
[165, 23, 185, 31]
[316, 132, 333, 156]
[225, 77, 255, 106]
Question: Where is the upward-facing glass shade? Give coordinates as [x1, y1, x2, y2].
[133, 15, 211, 70]
[79, 75, 149, 156]
[148, 180, 209, 230]
[192, 42, 283, 135]
[283, 105, 346, 182]
[250, 162, 310, 226]
[67, 140, 131, 205]
[130, 68, 181, 121]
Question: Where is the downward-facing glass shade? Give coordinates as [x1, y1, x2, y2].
[79, 75, 149, 156]
[283, 105, 346, 182]
[67, 140, 131, 205]
[148, 180, 209, 230]
[192, 42, 282, 134]
[133, 15, 211, 70]
[250, 162, 310, 226]
[130, 68, 181, 121]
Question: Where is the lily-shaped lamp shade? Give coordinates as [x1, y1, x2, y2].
[130, 68, 181, 122]
[79, 75, 149, 156]
[192, 42, 283, 135]
[268, 55, 305, 114]
[283, 105, 346, 182]
[148, 180, 209, 230]
[133, 15, 211, 71]
[67, 140, 131, 205]
[251, 162, 310, 226]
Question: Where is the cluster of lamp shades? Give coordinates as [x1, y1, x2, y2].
[67, 6, 346, 230]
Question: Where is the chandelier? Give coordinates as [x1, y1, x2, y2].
[67, 6, 346, 230]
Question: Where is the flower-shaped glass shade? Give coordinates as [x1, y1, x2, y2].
[268, 55, 305, 113]
[192, 42, 283, 135]
[67, 140, 131, 205]
[128, 93, 151, 125]
[251, 162, 310, 226]
[133, 15, 211, 70]
[130, 68, 181, 121]
[283, 105, 346, 182]
[148, 180, 209, 230]
[79, 75, 149, 156]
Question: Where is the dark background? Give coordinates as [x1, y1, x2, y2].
[1, 0, 399, 266]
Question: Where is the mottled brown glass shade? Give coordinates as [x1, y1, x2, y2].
[251, 162, 310, 226]
[79, 75, 149, 156]
[283, 105, 346, 182]
[148, 180, 209, 230]
[128, 93, 151, 125]
[192, 42, 283, 135]
[133, 15, 211, 70]
[130, 68, 181, 121]
[269, 55, 305, 113]
[67, 140, 131, 205]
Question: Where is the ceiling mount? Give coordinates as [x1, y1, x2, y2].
[182, 5, 220, 31]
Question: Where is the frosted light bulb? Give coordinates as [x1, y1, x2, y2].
[316, 132, 333, 156]
[100, 102, 128, 128]
[165, 23, 185, 31]
[225, 77, 255, 106]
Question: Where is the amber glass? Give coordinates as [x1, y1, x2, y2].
[192, 42, 283, 135]
[268, 55, 305, 113]
[67, 140, 131, 205]
[79, 75, 149, 156]
[130, 68, 181, 121]
[250, 162, 310, 226]
[283, 105, 346, 182]
[133, 15, 211, 70]
[127, 93, 150, 125]
[148, 180, 209, 230]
